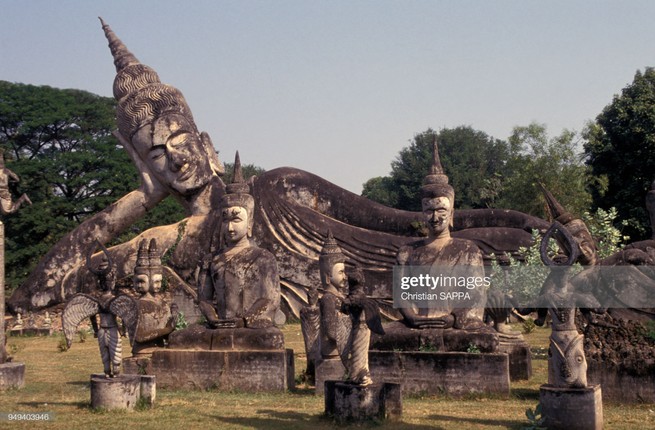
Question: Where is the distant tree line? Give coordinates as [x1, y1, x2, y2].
[363, 67, 655, 242]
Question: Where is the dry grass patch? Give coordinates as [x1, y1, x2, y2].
[0, 323, 652, 429]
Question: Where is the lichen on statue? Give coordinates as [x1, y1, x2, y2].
[10, 18, 226, 311]
[167, 153, 284, 350]
[372, 138, 498, 353]
[131, 238, 178, 356]
[315, 232, 384, 386]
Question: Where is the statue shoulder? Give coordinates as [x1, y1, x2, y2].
[449, 237, 484, 264]
[397, 239, 429, 264]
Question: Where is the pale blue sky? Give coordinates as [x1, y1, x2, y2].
[1, 0, 653, 193]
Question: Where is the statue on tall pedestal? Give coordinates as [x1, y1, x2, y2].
[62, 242, 137, 377]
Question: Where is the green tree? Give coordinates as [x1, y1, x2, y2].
[222, 162, 265, 185]
[0, 81, 155, 290]
[496, 123, 593, 219]
[362, 126, 509, 211]
[584, 67, 655, 240]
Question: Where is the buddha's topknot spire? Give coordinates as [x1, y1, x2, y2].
[99, 17, 139, 72]
[421, 135, 454, 201]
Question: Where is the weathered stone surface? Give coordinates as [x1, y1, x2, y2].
[139, 375, 156, 405]
[90, 373, 143, 410]
[147, 349, 294, 391]
[325, 381, 402, 423]
[368, 351, 510, 397]
[315, 357, 346, 395]
[0, 362, 25, 390]
[497, 337, 532, 381]
[167, 325, 285, 351]
[540, 384, 603, 430]
[587, 361, 655, 403]
[371, 322, 499, 353]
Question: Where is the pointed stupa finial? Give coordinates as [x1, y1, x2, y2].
[99, 17, 139, 72]
[221, 152, 253, 211]
[319, 229, 346, 282]
[420, 135, 454, 200]
[225, 151, 248, 195]
[539, 183, 573, 224]
[429, 136, 445, 177]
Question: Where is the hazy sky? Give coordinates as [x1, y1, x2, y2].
[1, 1, 654, 194]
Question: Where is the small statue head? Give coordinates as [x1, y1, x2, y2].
[148, 238, 163, 294]
[540, 184, 597, 266]
[134, 239, 151, 296]
[319, 230, 348, 291]
[100, 18, 223, 197]
[219, 152, 254, 247]
[421, 137, 454, 238]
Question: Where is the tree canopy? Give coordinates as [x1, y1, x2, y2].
[495, 123, 592, 219]
[362, 126, 509, 211]
[362, 124, 592, 219]
[584, 67, 655, 240]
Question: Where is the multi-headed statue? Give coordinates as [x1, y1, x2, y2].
[131, 238, 178, 355]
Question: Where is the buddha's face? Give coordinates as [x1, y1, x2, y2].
[329, 263, 348, 291]
[133, 113, 213, 196]
[134, 274, 149, 295]
[222, 206, 250, 246]
[422, 197, 452, 237]
[151, 273, 163, 294]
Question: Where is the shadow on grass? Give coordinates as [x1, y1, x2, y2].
[427, 413, 524, 430]
[66, 381, 89, 387]
[207, 409, 446, 430]
[17, 400, 89, 409]
[511, 388, 540, 401]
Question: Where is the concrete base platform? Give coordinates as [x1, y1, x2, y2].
[540, 384, 603, 430]
[0, 362, 25, 390]
[125, 349, 295, 392]
[325, 381, 402, 423]
[314, 358, 346, 395]
[369, 351, 510, 397]
[90, 374, 155, 410]
[588, 361, 655, 403]
[497, 337, 532, 381]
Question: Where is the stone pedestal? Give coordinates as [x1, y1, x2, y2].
[0, 362, 25, 390]
[497, 335, 532, 381]
[132, 349, 294, 391]
[369, 351, 510, 397]
[371, 322, 499, 353]
[588, 361, 655, 403]
[540, 384, 603, 430]
[90, 374, 156, 410]
[324, 381, 402, 423]
[314, 357, 346, 395]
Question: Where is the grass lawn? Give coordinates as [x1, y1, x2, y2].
[0, 323, 653, 429]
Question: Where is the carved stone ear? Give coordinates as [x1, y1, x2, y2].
[201, 131, 225, 176]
